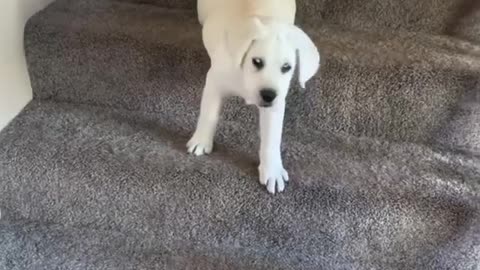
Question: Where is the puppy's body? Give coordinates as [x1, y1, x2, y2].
[198, 0, 296, 26]
[188, 0, 320, 194]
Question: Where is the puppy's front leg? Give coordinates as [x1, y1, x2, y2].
[258, 100, 289, 194]
[187, 70, 222, 156]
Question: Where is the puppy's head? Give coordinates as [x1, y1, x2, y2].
[226, 18, 320, 107]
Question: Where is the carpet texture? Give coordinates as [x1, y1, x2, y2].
[1, 0, 480, 269]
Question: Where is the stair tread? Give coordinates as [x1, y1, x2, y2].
[1, 100, 479, 269]
[110, 0, 480, 39]
[0, 217, 276, 270]
[29, 0, 480, 71]
[24, 0, 480, 143]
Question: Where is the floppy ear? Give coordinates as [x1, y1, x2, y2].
[225, 17, 266, 67]
[287, 25, 320, 88]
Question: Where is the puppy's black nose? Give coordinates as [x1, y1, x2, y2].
[260, 89, 277, 103]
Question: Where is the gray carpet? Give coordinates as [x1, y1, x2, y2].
[1, 0, 480, 269]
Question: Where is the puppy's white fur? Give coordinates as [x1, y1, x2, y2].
[187, 0, 320, 194]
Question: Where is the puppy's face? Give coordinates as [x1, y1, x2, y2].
[241, 34, 296, 107]
[224, 19, 319, 107]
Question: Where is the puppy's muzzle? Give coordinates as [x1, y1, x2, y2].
[259, 88, 277, 107]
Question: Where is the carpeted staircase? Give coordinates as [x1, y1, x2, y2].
[1, 0, 480, 269]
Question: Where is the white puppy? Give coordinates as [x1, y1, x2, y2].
[187, 0, 320, 194]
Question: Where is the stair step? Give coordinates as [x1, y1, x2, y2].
[25, 0, 480, 143]
[0, 100, 479, 269]
[0, 218, 277, 270]
[111, 0, 473, 36]
[117, 0, 195, 10]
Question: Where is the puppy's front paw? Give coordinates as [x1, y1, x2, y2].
[187, 133, 213, 156]
[258, 163, 289, 194]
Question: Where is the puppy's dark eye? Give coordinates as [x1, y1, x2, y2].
[281, 63, 292, 73]
[252, 57, 264, 70]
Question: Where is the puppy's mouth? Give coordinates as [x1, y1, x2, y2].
[245, 98, 273, 108]
[258, 103, 272, 108]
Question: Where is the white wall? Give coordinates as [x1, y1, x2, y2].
[0, 0, 54, 131]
